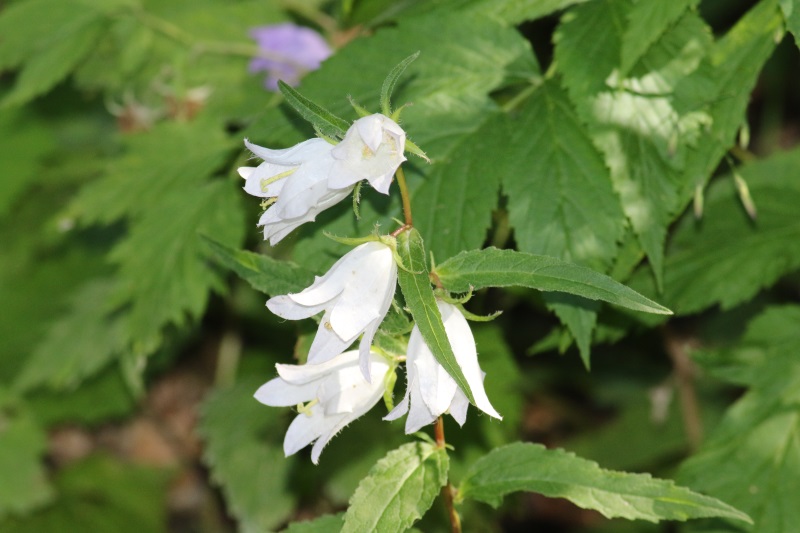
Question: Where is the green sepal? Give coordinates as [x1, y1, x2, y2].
[458, 306, 502, 322]
[278, 80, 350, 139]
[323, 230, 380, 247]
[405, 138, 430, 163]
[380, 51, 420, 116]
[352, 181, 363, 220]
[383, 367, 398, 412]
[348, 95, 372, 118]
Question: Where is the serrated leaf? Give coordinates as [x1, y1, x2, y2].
[13, 280, 127, 392]
[467, 0, 590, 25]
[199, 379, 295, 532]
[396, 228, 475, 404]
[627, 148, 800, 315]
[202, 236, 315, 296]
[0, 389, 51, 520]
[435, 248, 671, 315]
[555, 2, 715, 286]
[0, 455, 169, 533]
[111, 180, 245, 346]
[278, 81, 350, 139]
[1, 7, 106, 108]
[620, 0, 699, 74]
[459, 442, 751, 524]
[341, 441, 448, 533]
[677, 305, 800, 531]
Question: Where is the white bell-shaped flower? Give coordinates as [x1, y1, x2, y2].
[385, 300, 501, 433]
[255, 350, 390, 464]
[329, 114, 407, 195]
[266, 241, 397, 380]
[238, 137, 353, 245]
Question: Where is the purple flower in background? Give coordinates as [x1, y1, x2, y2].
[249, 23, 332, 90]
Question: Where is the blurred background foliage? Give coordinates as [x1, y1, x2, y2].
[1, 0, 799, 531]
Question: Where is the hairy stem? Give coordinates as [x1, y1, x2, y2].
[395, 166, 413, 227]
[435, 417, 462, 533]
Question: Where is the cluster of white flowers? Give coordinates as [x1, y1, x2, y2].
[243, 114, 500, 463]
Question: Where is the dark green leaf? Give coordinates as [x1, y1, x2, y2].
[202, 236, 315, 296]
[396, 228, 475, 404]
[341, 441, 448, 533]
[628, 147, 800, 315]
[278, 81, 350, 139]
[199, 379, 295, 532]
[436, 248, 672, 315]
[0, 455, 169, 533]
[14, 280, 127, 392]
[459, 442, 751, 524]
[620, 0, 699, 74]
[677, 306, 800, 531]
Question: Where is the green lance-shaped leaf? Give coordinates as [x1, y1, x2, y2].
[278, 81, 350, 139]
[435, 248, 671, 315]
[396, 228, 475, 404]
[202, 236, 314, 296]
[342, 442, 448, 533]
[380, 51, 420, 116]
[458, 443, 751, 524]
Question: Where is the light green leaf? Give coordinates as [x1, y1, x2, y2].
[620, 0, 699, 74]
[0, 455, 169, 533]
[396, 228, 475, 404]
[677, 306, 800, 532]
[0, 389, 51, 520]
[1, 4, 106, 108]
[435, 248, 671, 315]
[199, 379, 295, 532]
[459, 442, 751, 524]
[627, 147, 800, 315]
[341, 441, 449, 533]
[202, 236, 315, 296]
[111, 180, 245, 347]
[284, 513, 344, 533]
[13, 280, 127, 392]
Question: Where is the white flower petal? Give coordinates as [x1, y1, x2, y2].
[404, 374, 437, 434]
[266, 294, 328, 320]
[245, 137, 329, 165]
[449, 388, 469, 427]
[276, 350, 360, 384]
[307, 320, 358, 364]
[384, 387, 410, 421]
[438, 301, 502, 420]
[254, 377, 317, 407]
[283, 404, 339, 456]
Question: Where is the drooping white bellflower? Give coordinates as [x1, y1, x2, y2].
[385, 300, 501, 433]
[239, 138, 353, 245]
[329, 113, 407, 195]
[266, 241, 397, 380]
[255, 350, 390, 464]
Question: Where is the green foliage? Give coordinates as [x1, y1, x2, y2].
[629, 147, 800, 315]
[435, 248, 672, 315]
[396, 228, 475, 404]
[0, 455, 169, 533]
[284, 513, 344, 533]
[203, 236, 315, 296]
[341, 441, 449, 533]
[458, 442, 751, 524]
[677, 306, 800, 531]
[0, 389, 51, 520]
[278, 81, 349, 139]
[199, 379, 295, 532]
[0, 109, 54, 216]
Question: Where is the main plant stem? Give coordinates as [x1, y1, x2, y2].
[435, 417, 461, 533]
[395, 166, 413, 227]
